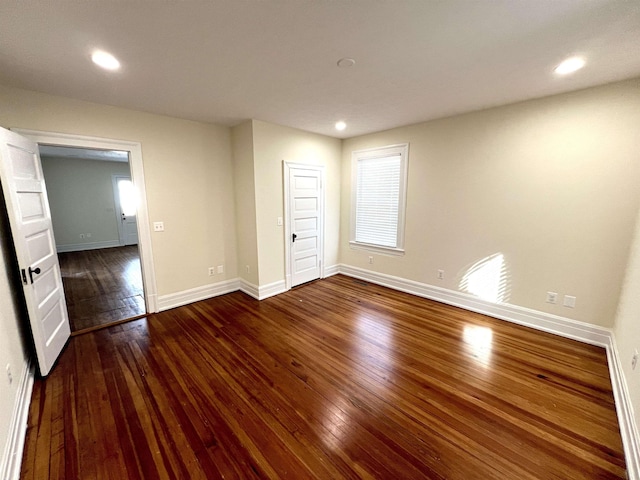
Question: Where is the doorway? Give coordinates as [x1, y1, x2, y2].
[13, 129, 158, 333]
[40, 145, 145, 332]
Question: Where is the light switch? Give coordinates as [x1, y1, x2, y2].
[277, 217, 283, 226]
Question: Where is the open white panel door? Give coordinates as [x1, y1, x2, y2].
[0, 127, 70, 376]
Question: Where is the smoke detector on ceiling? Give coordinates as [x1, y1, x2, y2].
[337, 58, 356, 68]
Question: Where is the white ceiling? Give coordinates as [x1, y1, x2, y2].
[1, 1, 639, 139]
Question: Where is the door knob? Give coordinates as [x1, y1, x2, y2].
[292, 233, 297, 243]
[28, 266, 41, 284]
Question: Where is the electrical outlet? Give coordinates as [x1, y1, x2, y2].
[632, 350, 639, 370]
[208, 267, 215, 276]
[79, 233, 85, 239]
[563, 295, 576, 308]
[86, 233, 92, 238]
[153, 221, 165, 232]
[437, 269, 444, 280]
[6, 364, 12, 385]
[368, 256, 373, 264]
[546, 292, 558, 304]
[217, 265, 224, 274]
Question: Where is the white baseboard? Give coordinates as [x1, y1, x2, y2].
[337, 264, 638, 478]
[157, 278, 240, 311]
[258, 280, 287, 300]
[56, 240, 122, 253]
[146, 292, 158, 314]
[607, 336, 640, 480]
[239, 279, 286, 300]
[239, 279, 259, 299]
[324, 264, 340, 277]
[0, 360, 34, 480]
[338, 264, 610, 347]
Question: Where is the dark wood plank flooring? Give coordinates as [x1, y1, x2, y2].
[58, 245, 145, 332]
[21, 275, 626, 479]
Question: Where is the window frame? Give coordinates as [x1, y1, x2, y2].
[350, 143, 409, 255]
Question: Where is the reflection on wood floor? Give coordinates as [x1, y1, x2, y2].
[58, 245, 145, 332]
[21, 275, 626, 479]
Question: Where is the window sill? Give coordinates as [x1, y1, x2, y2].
[349, 241, 405, 256]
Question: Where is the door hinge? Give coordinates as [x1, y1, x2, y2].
[21, 268, 27, 285]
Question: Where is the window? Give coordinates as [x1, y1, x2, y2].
[350, 144, 409, 254]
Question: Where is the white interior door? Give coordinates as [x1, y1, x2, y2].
[0, 127, 70, 376]
[288, 166, 323, 287]
[113, 175, 139, 246]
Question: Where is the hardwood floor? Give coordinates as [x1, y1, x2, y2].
[21, 275, 626, 479]
[58, 246, 145, 332]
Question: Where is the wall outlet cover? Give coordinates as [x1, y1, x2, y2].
[563, 295, 576, 308]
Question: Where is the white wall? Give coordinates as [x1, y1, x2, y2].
[0, 84, 238, 297]
[41, 156, 131, 250]
[230, 119, 341, 290]
[232, 121, 259, 285]
[252, 120, 342, 286]
[0, 194, 30, 477]
[341, 78, 640, 328]
[614, 205, 640, 437]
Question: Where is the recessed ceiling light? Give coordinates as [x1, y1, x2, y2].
[337, 58, 356, 68]
[91, 50, 121, 71]
[335, 121, 347, 131]
[554, 56, 585, 75]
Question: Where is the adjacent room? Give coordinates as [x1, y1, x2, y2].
[0, 1, 639, 479]
[40, 146, 146, 332]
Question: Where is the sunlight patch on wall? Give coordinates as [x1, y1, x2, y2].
[459, 253, 511, 304]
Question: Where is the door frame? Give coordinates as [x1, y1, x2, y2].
[283, 161, 325, 290]
[12, 129, 158, 313]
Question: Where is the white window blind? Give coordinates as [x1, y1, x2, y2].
[351, 144, 408, 253]
[355, 155, 401, 247]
